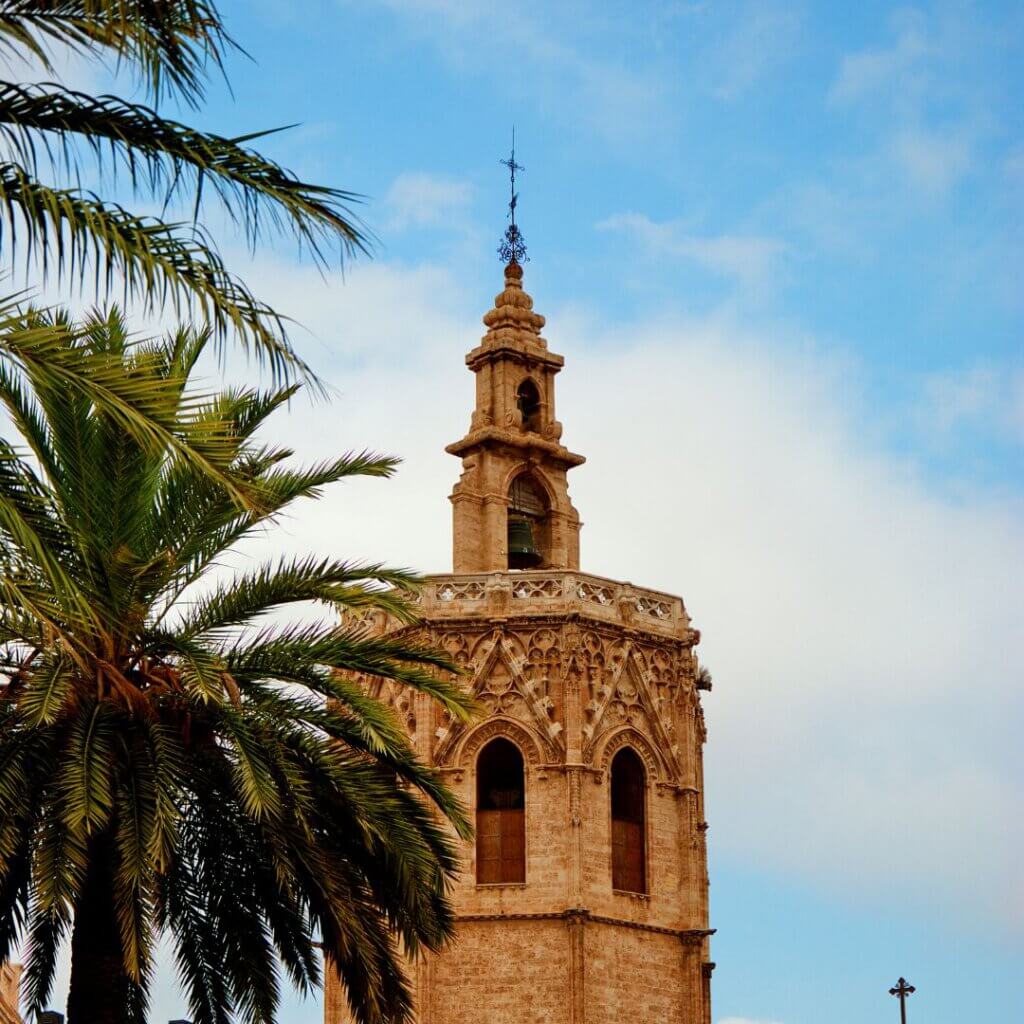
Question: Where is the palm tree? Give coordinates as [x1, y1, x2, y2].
[0, 0, 367, 376]
[0, 308, 473, 1024]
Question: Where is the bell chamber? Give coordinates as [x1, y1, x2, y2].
[507, 516, 543, 569]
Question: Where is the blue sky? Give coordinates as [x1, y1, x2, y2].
[218, 0, 1023, 489]
[19, 2, 1024, 1023]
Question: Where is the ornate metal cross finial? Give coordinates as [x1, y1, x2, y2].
[889, 977, 916, 1024]
[498, 128, 529, 265]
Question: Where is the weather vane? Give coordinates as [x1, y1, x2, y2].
[498, 128, 529, 265]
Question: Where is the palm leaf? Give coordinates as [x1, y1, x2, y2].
[0, 166, 310, 380]
[0, 81, 368, 263]
[0, 0, 233, 106]
[176, 556, 424, 640]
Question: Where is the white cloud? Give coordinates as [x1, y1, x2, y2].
[918, 364, 1024, 445]
[892, 127, 973, 197]
[824, 9, 984, 206]
[598, 213, 788, 285]
[829, 11, 930, 105]
[382, 172, 473, 232]
[1, 42, 110, 94]
[703, 1, 803, 100]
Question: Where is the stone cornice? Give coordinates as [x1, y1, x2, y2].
[445, 426, 586, 466]
[454, 907, 714, 942]
[465, 339, 564, 372]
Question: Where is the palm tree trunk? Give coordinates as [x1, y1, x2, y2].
[66, 826, 132, 1024]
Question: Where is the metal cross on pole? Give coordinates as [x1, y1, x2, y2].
[498, 127, 529, 265]
[889, 977, 916, 1024]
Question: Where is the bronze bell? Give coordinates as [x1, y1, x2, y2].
[507, 516, 543, 569]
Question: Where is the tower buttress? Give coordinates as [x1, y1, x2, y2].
[446, 261, 584, 573]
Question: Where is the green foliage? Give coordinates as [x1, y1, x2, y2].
[0, 1, 234, 106]
[0, 310, 475, 1024]
[0, 1, 368, 376]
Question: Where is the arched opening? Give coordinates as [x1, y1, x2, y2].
[507, 472, 548, 569]
[610, 747, 647, 893]
[516, 378, 542, 433]
[476, 737, 526, 884]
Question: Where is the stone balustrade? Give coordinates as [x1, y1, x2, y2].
[406, 570, 692, 639]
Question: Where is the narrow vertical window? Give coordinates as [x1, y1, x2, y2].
[476, 738, 526, 884]
[516, 378, 542, 432]
[611, 747, 646, 893]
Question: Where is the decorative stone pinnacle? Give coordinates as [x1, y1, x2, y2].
[482, 262, 546, 338]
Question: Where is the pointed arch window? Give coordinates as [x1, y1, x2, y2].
[476, 738, 526, 884]
[507, 473, 548, 569]
[611, 747, 647, 893]
[516, 378, 542, 433]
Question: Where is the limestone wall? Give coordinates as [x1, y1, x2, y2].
[325, 571, 713, 1024]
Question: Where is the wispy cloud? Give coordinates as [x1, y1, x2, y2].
[829, 9, 930, 105]
[348, 0, 669, 147]
[891, 126, 973, 197]
[382, 172, 473, 232]
[598, 213, 788, 285]
[824, 8, 989, 204]
[703, 1, 803, 100]
[2, 38, 111, 93]
[918, 364, 1024, 445]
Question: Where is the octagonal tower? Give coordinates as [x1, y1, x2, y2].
[325, 262, 714, 1024]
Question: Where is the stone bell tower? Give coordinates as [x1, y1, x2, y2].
[446, 258, 584, 574]
[324, 252, 715, 1024]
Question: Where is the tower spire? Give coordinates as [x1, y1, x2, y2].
[447, 188, 584, 573]
[498, 128, 529, 266]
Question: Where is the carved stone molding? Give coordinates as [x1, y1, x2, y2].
[591, 726, 666, 783]
[450, 715, 547, 772]
[434, 626, 564, 765]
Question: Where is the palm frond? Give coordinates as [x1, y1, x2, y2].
[58, 701, 116, 835]
[176, 557, 423, 640]
[0, 165, 311, 381]
[0, 81, 368, 262]
[0, 302, 257, 509]
[0, 0, 234, 106]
